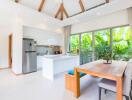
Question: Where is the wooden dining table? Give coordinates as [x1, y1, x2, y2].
[74, 60, 127, 100]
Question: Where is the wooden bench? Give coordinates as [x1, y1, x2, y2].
[65, 70, 86, 92]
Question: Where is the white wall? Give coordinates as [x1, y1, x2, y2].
[12, 22, 23, 74]
[0, 0, 63, 74]
[0, 31, 9, 68]
[128, 7, 132, 31]
[0, 0, 17, 68]
[71, 9, 129, 34]
[16, 3, 63, 33]
[0, 0, 24, 72]
[23, 26, 64, 46]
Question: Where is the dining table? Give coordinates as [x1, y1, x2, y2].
[74, 60, 127, 100]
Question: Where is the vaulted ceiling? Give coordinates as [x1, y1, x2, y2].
[14, 0, 110, 20]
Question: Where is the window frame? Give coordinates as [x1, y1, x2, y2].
[69, 24, 131, 64]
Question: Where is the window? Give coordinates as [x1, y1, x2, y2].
[94, 29, 110, 47]
[112, 26, 132, 60]
[80, 32, 93, 64]
[70, 35, 80, 54]
[70, 26, 132, 65]
[94, 29, 111, 60]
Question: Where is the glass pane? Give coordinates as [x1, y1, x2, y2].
[70, 35, 79, 54]
[112, 26, 132, 61]
[94, 29, 111, 60]
[80, 33, 93, 64]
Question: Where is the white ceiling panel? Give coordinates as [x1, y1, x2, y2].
[82, 0, 106, 10]
[12, 0, 127, 21]
[63, 0, 81, 16]
[42, 0, 60, 16]
[19, 0, 41, 10]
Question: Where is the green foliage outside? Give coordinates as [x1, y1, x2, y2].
[112, 27, 132, 60]
[94, 30, 110, 46]
[70, 35, 79, 54]
[80, 33, 93, 64]
[70, 26, 132, 62]
[94, 30, 110, 60]
[95, 45, 112, 63]
[81, 33, 92, 49]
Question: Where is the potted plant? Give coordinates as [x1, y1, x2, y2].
[95, 44, 112, 64]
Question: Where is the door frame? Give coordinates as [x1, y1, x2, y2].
[8, 34, 12, 68]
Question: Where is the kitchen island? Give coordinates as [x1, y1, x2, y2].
[41, 55, 80, 80]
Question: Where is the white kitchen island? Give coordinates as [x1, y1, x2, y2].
[42, 55, 80, 80]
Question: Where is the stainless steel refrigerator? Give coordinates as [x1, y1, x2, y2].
[22, 38, 37, 74]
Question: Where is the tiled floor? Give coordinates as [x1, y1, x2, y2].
[0, 69, 124, 100]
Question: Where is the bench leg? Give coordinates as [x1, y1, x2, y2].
[65, 74, 75, 92]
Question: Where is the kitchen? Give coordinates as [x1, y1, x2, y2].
[22, 26, 80, 80]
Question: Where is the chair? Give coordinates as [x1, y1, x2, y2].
[98, 62, 132, 100]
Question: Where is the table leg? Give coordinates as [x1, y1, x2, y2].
[116, 77, 123, 100]
[74, 68, 80, 98]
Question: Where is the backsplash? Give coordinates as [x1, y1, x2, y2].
[37, 45, 62, 56]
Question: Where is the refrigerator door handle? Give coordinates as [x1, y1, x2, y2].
[25, 51, 36, 53]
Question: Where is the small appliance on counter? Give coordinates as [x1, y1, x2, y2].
[22, 38, 37, 74]
[36, 45, 62, 56]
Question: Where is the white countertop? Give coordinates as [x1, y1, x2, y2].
[38, 54, 79, 60]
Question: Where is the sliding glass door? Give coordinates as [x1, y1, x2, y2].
[94, 29, 111, 60]
[112, 26, 132, 60]
[70, 25, 132, 65]
[80, 33, 93, 64]
[70, 35, 80, 54]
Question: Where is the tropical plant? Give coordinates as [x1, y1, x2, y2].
[112, 26, 132, 60]
[95, 44, 112, 63]
[80, 33, 93, 64]
[81, 33, 92, 50]
[70, 35, 79, 54]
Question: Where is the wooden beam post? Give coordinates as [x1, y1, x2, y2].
[79, 0, 85, 12]
[15, 0, 19, 3]
[55, 3, 68, 20]
[55, 4, 62, 18]
[63, 7, 69, 18]
[60, 4, 64, 20]
[106, 0, 109, 3]
[38, 0, 45, 12]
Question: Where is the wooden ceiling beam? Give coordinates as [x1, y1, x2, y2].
[106, 0, 110, 3]
[15, 0, 19, 3]
[60, 4, 64, 20]
[63, 7, 69, 18]
[55, 4, 62, 18]
[38, 0, 46, 12]
[55, 3, 69, 20]
[79, 0, 85, 12]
